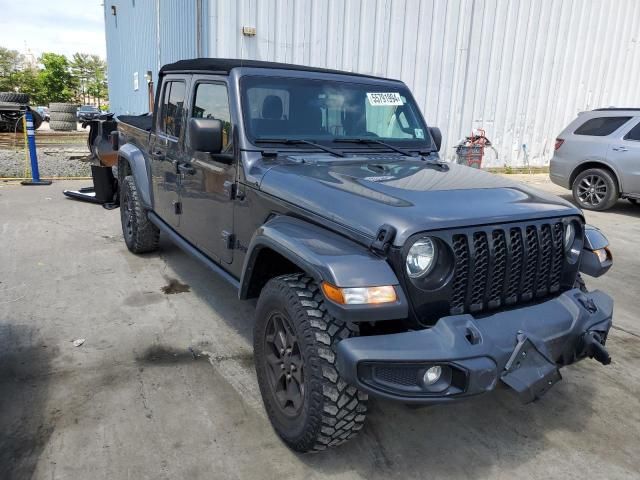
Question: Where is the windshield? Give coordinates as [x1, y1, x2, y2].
[241, 76, 431, 149]
[80, 106, 98, 112]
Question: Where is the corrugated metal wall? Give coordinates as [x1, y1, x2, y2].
[104, 0, 204, 115]
[106, 0, 640, 166]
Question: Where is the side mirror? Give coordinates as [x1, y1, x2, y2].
[429, 126, 442, 152]
[188, 118, 223, 153]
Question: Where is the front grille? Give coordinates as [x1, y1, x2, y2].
[449, 220, 567, 315]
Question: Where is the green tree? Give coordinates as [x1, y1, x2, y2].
[0, 46, 24, 91]
[86, 54, 108, 107]
[15, 67, 44, 104]
[39, 52, 76, 103]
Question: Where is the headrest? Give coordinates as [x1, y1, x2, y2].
[262, 95, 283, 119]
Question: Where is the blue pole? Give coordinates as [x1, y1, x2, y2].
[21, 110, 51, 186]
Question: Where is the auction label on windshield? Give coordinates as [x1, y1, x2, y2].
[367, 92, 403, 106]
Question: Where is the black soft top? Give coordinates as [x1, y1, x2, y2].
[160, 58, 395, 81]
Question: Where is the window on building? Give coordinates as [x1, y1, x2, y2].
[160, 81, 186, 138]
[624, 120, 640, 141]
[191, 83, 232, 151]
[574, 116, 631, 136]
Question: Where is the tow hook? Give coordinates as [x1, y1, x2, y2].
[580, 331, 611, 365]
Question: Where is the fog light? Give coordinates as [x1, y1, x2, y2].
[423, 365, 442, 385]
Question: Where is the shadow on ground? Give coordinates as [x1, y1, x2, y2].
[557, 193, 640, 218]
[0, 324, 57, 480]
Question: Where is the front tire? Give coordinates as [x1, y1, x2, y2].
[120, 175, 159, 253]
[254, 274, 368, 452]
[572, 168, 618, 211]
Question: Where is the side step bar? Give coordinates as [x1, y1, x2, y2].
[147, 211, 240, 290]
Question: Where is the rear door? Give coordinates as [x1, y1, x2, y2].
[149, 76, 188, 228]
[178, 77, 236, 264]
[608, 117, 640, 195]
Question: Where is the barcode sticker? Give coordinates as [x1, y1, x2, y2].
[366, 92, 403, 106]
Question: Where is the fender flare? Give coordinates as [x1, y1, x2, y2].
[118, 143, 153, 208]
[239, 216, 408, 322]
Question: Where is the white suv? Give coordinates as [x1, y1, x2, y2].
[550, 108, 640, 210]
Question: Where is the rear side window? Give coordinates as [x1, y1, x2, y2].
[624, 120, 640, 141]
[159, 81, 186, 138]
[574, 116, 631, 136]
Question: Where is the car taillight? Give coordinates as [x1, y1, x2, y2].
[555, 138, 565, 150]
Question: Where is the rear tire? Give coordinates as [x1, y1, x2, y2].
[572, 168, 618, 211]
[254, 274, 368, 452]
[120, 175, 159, 253]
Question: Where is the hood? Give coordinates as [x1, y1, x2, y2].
[259, 156, 581, 245]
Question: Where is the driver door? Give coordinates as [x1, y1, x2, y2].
[178, 78, 236, 264]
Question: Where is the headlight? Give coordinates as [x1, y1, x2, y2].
[406, 237, 437, 278]
[564, 223, 575, 251]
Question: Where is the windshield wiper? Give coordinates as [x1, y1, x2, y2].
[254, 138, 346, 157]
[334, 137, 449, 171]
[333, 137, 415, 157]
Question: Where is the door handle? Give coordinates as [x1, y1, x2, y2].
[177, 163, 196, 175]
[612, 146, 628, 152]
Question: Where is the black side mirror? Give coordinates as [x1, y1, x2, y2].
[188, 118, 223, 153]
[429, 127, 442, 152]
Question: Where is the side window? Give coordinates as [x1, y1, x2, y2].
[574, 116, 631, 136]
[624, 120, 640, 141]
[159, 81, 186, 138]
[192, 83, 232, 151]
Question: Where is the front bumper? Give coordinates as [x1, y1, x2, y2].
[336, 289, 612, 404]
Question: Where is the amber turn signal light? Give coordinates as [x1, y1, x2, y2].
[321, 282, 397, 305]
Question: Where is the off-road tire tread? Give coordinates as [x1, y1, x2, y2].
[50, 112, 77, 123]
[121, 175, 159, 253]
[573, 168, 618, 211]
[48, 103, 79, 113]
[0, 92, 29, 103]
[255, 274, 368, 452]
[49, 120, 77, 131]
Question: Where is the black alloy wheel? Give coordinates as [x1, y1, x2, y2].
[572, 168, 618, 211]
[264, 312, 305, 416]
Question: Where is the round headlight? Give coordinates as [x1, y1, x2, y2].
[406, 237, 437, 278]
[564, 223, 575, 251]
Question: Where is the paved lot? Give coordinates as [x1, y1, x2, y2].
[0, 176, 638, 479]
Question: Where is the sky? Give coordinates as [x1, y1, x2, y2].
[0, 0, 106, 60]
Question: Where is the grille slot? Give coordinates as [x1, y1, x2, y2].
[450, 235, 469, 315]
[448, 221, 567, 315]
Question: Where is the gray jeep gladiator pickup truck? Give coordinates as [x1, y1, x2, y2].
[114, 58, 614, 452]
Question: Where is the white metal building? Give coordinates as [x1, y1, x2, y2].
[104, 0, 640, 166]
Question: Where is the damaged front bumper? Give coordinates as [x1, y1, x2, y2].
[335, 289, 613, 404]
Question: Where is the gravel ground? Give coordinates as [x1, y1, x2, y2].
[0, 125, 91, 178]
[0, 148, 92, 178]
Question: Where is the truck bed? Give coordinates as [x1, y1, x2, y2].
[118, 114, 153, 132]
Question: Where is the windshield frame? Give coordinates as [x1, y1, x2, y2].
[239, 74, 433, 153]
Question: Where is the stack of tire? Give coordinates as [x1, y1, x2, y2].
[49, 103, 79, 131]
